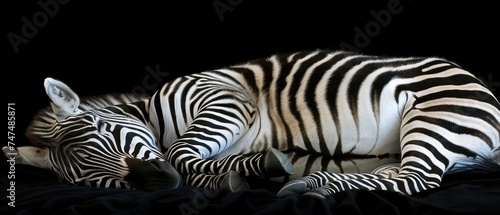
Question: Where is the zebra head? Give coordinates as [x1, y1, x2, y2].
[6, 78, 181, 191]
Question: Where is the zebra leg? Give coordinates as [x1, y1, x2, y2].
[287, 109, 451, 198]
[276, 152, 401, 197]
[301, 155, 442, 198]
[299, 164, 401, 197]
[277, 170, 386, 197]
[158, 89, 293, 180]
[167, 143, 293, 178]
[184, 171, 250, 193]
[181, 148, 293, 192]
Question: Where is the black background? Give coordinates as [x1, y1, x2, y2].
[3, 0, 499, 172]
[2, 2, 500, 214]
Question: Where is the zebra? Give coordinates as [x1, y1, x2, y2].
[4, 50, 499, 197]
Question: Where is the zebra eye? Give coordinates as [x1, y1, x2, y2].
[75, 150, 89, 159]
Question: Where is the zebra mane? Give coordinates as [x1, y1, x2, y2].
[26, 92, 151, 146]
[78, 93, 150, 111]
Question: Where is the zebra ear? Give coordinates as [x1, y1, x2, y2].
[44, 77, 83, 121]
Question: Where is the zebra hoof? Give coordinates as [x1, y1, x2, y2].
[277, 180, 309, 197]
[219, 170, 250, 193]
[262, 148, 295, 177]
[303, 191, 326, 199]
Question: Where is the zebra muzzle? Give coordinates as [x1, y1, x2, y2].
[124, 158, 182, 191]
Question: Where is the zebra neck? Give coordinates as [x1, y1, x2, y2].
[112, 100, 152, 126]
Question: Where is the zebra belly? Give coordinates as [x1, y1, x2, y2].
[279, 124, 402, 178]
[260, 92, 404, 158]
[214, 101, 403, 164]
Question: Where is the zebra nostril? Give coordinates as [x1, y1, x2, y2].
[124, 158, 181, 190]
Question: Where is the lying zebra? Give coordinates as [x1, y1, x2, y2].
[4, 50, 500, 197]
